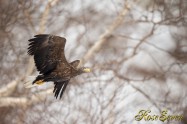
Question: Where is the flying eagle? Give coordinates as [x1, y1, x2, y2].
[25, 34, 91, 99]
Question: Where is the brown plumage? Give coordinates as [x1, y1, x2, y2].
[27, 34, 91, 99]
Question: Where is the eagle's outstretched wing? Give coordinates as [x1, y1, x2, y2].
[28, 34, 68, 74]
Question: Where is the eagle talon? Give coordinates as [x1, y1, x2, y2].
[35, 80, 44, 85]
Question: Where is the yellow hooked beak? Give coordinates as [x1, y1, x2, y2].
[83, 68, 91, 73]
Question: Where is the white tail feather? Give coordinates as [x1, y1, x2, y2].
[24, 76, 37, 88]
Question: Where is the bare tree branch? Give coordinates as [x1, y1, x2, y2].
[82, 3, 130, 64]
[0, 89, 53, 107]
[0, 80, 17, 97]
[38, 0, 59, 33]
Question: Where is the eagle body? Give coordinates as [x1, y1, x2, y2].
[27, 34, 90, 99]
